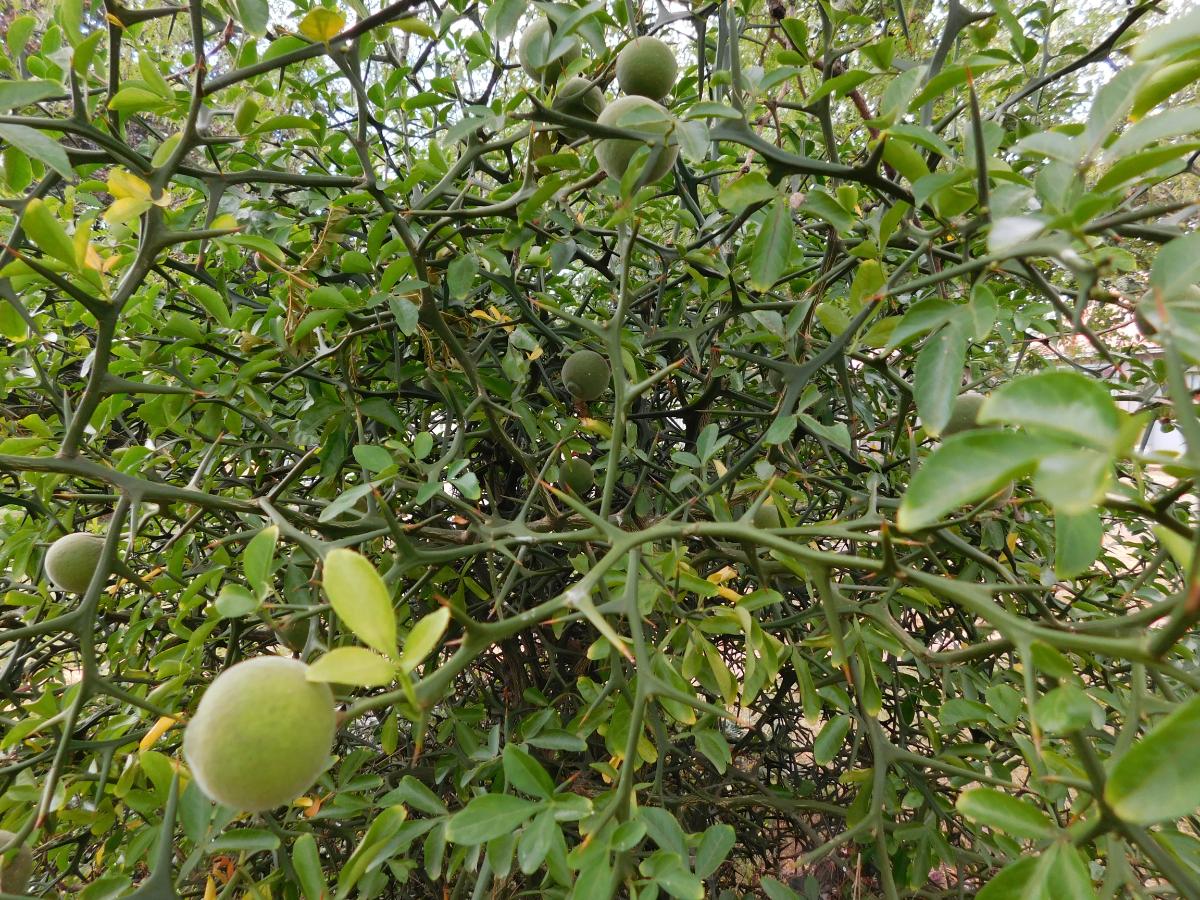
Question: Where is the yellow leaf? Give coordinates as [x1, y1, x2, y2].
[299, 7, 346, 43]
[83, 243, 104, 271]
[138, 715, 178, 751]
[107, 168, 152, 202]
[707, 565, 738, 585]
[104, 197, 153, 225]
[715, 585, 742, 602]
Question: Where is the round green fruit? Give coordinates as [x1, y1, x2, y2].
[44, 532, 106, 594]
[560, 457, 594, 496]
[0, 831, 33, 896]
[183, 656, 336, 812]
[561, 349, 610, 401]
[552, 76, 606, 135]
[615, 36, 677, 101]
[595, 95, 679, 183]
[519, 18, 580, 82]
[233, 96, 259, 134]
[941, 391, 987, 437]
[752, 501, 781, 529]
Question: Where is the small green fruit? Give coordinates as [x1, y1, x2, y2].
[941, 391, 987, 437]
[560, 457, 594, 496]
[561, 349, 610, 401]
[552, 76, 606, 136]
[519, 18, 580, 82]
[44, 532, 106, 594]
[752, 501, 781, 529]
[615, 36, 677, 101]
[183, 656, 336, 812]
[0, 831, 33, 896]
[233, 96, 259, 134]
[595, 95, 679, 183]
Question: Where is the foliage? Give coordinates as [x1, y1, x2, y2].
[1, 0, 1200, 896]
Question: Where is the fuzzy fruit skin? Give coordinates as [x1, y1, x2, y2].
[615, 36, 677, 100]
[44, 532, 106, 594]
[941, 391, 987, 437]
[552, 76, 606, 136]
[519, 18, 580, 82]
[561, 349, 610, 401]
[183, 656, 335, 812]
[560, 457, 594, 496]
[595, 95, 678, 183]
[0, 830, 33, 896]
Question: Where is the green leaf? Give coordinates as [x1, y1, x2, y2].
[108, 87, 171, 113]
[886, 298, 956, 349]
[393, 17, 437, 38]
[1033, 841, 1097, 900]
[1055, 510, 1104, 579]
[21, 198, 77, 267]
[502, 743, 555, 799]
[800, 188, 854, 233]
[306, 647, 396, 687]
[898, 432, 1052, 531]
[977, 857, 1039, 899]
[956, 787, 1056, 840]
[747, 199, 792, 292]
[1149, 232, 1200, 304]
[215, 584, 259, 618]
[447, 254, 478, 299]
[209, 828, 281, 852]
[353, 444, 393, 473]
[1133, 6, 1200, 60]
[399, 606, 449, 673]
[446, 794, 538, 845]
[814, 715, 851, 766]
[518, 809, 556, 874]
[914, 316, 970, 436]
[1106, 693, 1200, 824]
[0, 80, 60, 110]
[1033, 449, 1110, 515]
[483, 0, 526, 41]
[393, 775, 447, 815]
[1034, 685, 1099, 735]
[243, 525, 277, 599]
[718, 172, 776, 214]
[979, 371, 1120, 451]
[695, 823, 735, 878]
[236, 0, 269, 35]
[322, 548, 398, 658]
[290, 834, 327, 900]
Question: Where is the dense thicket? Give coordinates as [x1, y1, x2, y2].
[1, 0, 1200, 897]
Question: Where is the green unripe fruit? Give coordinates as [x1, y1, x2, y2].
[561, 349, 610, 401]
[752, 501, 781, 529]
[183, 656, 335, 812]
[595, 95, 679, 183]
[941, 391, 987, 437]
[560, 457, 594, 496]
[0, 831, 33, 896]
[615, 36, 677, 101]
[44, 532, 106, 594]
[233, 97, 259, 134]
[552, 76, 606, 135]
[519, 18, 580, 82]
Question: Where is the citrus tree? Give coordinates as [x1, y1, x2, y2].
[2, 0, 1200, 896]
